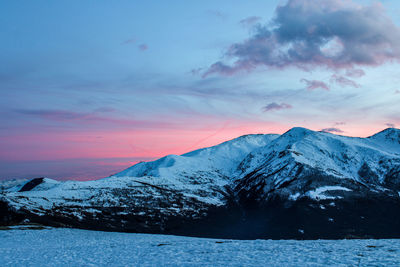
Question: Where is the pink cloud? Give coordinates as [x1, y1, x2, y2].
[345, 69, 365, 78]
[330, 75, 360, 88]
[301, 79, 330, 91]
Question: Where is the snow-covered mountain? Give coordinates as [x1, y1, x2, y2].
[0, 178, 28, 192]
[1, 127, 400, 239]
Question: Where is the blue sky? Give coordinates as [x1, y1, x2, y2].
[1, 0, 400, 180]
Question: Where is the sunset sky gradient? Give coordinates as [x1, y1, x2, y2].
[1, 0, 400, 180]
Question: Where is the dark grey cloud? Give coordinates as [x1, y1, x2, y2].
[301, 79, 330, 91]
[321, 127, 344, 133]
[204, 0, 400, 77]
[262, 102, 292, 112]
[386, 123, 395, 128]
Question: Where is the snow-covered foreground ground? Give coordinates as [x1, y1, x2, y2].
[1, 227, 400, 266]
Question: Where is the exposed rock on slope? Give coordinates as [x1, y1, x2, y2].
[1, 128, 400, 239]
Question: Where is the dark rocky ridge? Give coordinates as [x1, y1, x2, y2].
[18, 178, 45, 192]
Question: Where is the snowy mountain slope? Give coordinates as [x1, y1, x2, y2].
[115, 134, 278, 181]
[2, 127, 400, 239]
[0, 178, 29, 192]
[1, 134, 279, 233]
[235, 127, 400, 202]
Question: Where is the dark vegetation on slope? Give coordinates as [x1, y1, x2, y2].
[2, 172, 400, 240]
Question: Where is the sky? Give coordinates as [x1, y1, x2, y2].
[1, 0, 400, 180]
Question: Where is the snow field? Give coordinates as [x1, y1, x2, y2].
[1, 227, 400, 267]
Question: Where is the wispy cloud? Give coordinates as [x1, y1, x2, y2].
[386, 123, 395, 128]
[330, 75, 360, 88]
[16, 109, 89, 121]
[15, 109, 173, 129]
[334, 122, 346, 126]
[262, 102, 292, 112]
[204, 0, 400, 77]
[206, 9, 227, 20]
[240, 16, 262, 27]
[122, 38, 148, 52]
[321, 127, 344, 133]
[121, 38, 136, 45]
[138, 44, 148, 51]
[345, 69, 365, 78]
[301, 79, 330, 91]
[94, 107, 117, 113]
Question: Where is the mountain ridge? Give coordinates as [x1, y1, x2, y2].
[1, 127, 400, 239]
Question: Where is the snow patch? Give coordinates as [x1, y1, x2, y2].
[306, 186, 352, 201]
[289, 192, 301, 201]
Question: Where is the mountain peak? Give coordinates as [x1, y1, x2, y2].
[281, 127, 315, 139]
[114, 132, 278, 179]
[369, 128, 400, 144]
